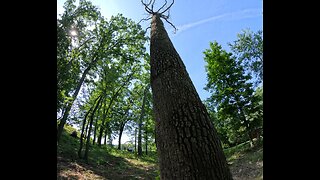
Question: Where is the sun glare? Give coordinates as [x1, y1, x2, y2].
[70, 30, 78, 36]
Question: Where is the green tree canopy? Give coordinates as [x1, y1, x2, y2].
[204, 41, 262, 146]
[228, 29, 263, 87]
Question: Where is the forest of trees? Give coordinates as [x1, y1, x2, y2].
[57, 0, 262, 179]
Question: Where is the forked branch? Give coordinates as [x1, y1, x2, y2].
[138, 17, 152, 24]
[141, 0, 153, 14]
[141, 0, 174, 15]
[140, 0, 177, 33]
[159, 0, 174, 14]
[163, 16, 177, 33]
[157, 0, 167, 13]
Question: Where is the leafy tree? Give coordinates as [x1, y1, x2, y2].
[228, 29, 263, 87]
[203, 101, 230, 148]
[204, 41, 262, 146]
[111, 93, 134, 150]
[84, 92, 104, 162]
[57, 0, 147, 143]
[57, 0, 101, 111]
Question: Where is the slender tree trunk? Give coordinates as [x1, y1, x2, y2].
[84, 115, 90, 141]
[98, 102, 107, 146]
[145, 130, 148, 155]
[98, 98, 116, 146]
[56, 34, 124, 143]
[104, 121, 110, 145]
[97, 75, 133, 146]
[233, 94, 255, 146]
[118, 122, 125, 150]
[138, 85, 149, 156]
[93, 101, 103, 146]
[58, 106, 66, 121]
[134, 127, 137, 153]
[118, 133, 122, 150]
[57, 62, 95, 143]
[78, 107, 93, 159]
[56, 35, 111, 143]
[108, 130, 113, 147]
[138, 119, 143, 155]
[84, 95, 103, 162]
[241, 110, 255, 146]
[92, 98, 104, 145]
[93, 122, 98, 146]
[150, 13, 233, 179]
[104, 131, 107, 145]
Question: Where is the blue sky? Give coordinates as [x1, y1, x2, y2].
[57, 0, 263, 144]
[58, 0, 262, 101]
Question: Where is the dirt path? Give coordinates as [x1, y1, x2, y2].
[229, 148, 263, 180]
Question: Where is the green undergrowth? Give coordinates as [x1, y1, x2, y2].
[58, 124, 262, 179]
[57, 125, 159, 179]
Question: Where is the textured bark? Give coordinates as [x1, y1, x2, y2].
[150, 13, 233, 180]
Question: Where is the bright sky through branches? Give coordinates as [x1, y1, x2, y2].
[57, 0, 262, 101]
[57, 0, 263, 145]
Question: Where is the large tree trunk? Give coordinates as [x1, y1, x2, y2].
[150, 13, 233, 179]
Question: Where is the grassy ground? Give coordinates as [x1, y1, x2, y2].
[57, 125, 159, 179]
[57, 125, 262, 179]
[226, 142, 263, 180]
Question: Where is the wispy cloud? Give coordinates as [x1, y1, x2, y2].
[170, 8, 262, 35]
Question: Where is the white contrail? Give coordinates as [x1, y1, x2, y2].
[170, 8, 262, 35]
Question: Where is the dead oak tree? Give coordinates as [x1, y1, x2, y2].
[140, 0, 233, 179]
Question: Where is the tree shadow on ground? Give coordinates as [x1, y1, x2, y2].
[57, 153, 158, 180]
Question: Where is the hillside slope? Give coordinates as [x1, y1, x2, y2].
[57, 125, 262, 179]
